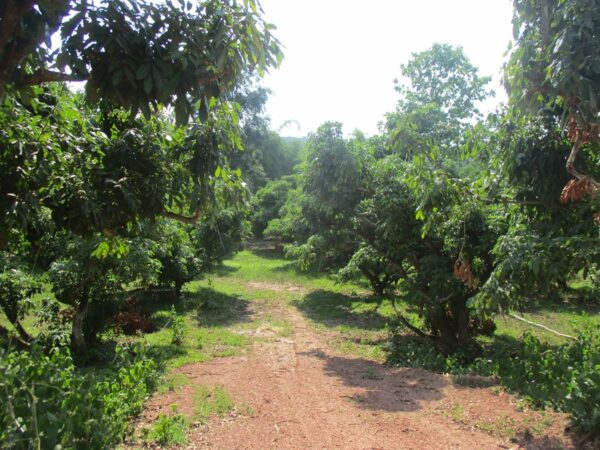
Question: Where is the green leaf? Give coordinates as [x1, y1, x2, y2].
[143, 76, 153, 95]
[136, 64, 152, 80]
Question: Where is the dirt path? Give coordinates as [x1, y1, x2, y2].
[135, 282, 575, 450]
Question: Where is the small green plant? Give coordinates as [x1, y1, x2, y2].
[350, 394, 367, 403]
[143, 405, 189, 447]
[450, 404, 465, 422]
[194, 385, 234, 423]
[237, 403, 255, 417]
[171, 306, 186, 346]
[362, 367, 379, 380]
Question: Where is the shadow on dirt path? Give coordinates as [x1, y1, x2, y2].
[129, 279, 576, 450]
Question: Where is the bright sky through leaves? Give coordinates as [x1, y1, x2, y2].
[260, 0, 514, 137]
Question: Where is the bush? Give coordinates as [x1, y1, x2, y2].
[0, 344, 158, 448]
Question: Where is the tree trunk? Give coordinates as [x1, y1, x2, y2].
[0, 323, 30, 350]
[71, 297, 90, 355]
[360, 266, 385, 296]
[0, 303, 33, 343]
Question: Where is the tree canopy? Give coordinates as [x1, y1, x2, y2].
[0, 0, 282, 123]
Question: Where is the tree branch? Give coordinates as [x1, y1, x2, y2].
[566, 136, 600, 190]
[0, 323, 31, 350]
[18, 70, 89, 86]
[163, 207, 202, 224]
[509, 313, 577, 341]
[391, 297, 432, 339]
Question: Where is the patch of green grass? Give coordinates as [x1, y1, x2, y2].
[361, 366, 381, 380]
[334, 338, 387, 362]
[157, 372, 190, 394]
[236, 314, 293, 338]
[476, 415, 519, 439]
[194, 385, 235, 423]
[475, 414, 554, 440]
[142, 315, 250, 369]
[494, 305, 600, 345]
[142, 406, 189, 447]
[450, 404, 465, 422]
[193, 250, 362, 297]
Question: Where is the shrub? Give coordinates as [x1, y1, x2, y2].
[171, 306, 186, 346]
[0, 344, 158, 448]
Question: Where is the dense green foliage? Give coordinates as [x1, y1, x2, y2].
[0, 344, 158, 448]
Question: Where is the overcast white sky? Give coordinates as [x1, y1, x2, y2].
[259, 0, 514, 137]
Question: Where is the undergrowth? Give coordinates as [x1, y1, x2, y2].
[142, 406, 189, 447]
[0, 343, 158, 449]
[388, 330, 600, 436]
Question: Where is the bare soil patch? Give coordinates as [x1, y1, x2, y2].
[245, 281, 307, 294]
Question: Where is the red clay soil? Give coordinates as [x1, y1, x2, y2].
[132, 297, 582, 450]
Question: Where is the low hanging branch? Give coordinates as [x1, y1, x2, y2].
[17, 70, 89, 87]
[509, 313, 577, 341]
[0, 324, 31, 350]
[163, 207, 202, 224]
[391, 297, 432, 339]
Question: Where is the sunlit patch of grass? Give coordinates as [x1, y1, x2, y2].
[141, 315, 250, 369]
[450, 404, 465, 423]
[194, 250, 363, 296]
[333, 336, 387, 362]
[494, 306, 600, 345]
[475, 415, 520, 439]
[236, 314, 293, 338]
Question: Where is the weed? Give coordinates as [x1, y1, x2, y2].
[490, 386, 502, 396]
[143, 405, 188, 446]
[170, 306, 186, 346]
[350, 394, 367, 403]
[476, 415, 519, 438]
[450, 404, 465, 422]
[237, 403, 255, 417]
[362, 367, 380, 380]
[157, 373, 190, 394]
[194, 385, 235, 423]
